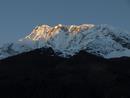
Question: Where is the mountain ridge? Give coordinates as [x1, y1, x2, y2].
[0, 24, 130, 60]
[0, 47, 130, 97]
[0, 24, 130, 97]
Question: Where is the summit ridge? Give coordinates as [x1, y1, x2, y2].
[0, 24, 130, 59]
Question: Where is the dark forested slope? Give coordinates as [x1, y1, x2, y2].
[0, 48, 130, 98]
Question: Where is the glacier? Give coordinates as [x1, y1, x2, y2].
[0, 24, 130, 60]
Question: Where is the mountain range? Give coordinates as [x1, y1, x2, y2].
[1, 24, 130, 60]
[0, 24, 130, 98]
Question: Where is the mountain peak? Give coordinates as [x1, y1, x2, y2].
[0, 24, 130, 60]
[25, 24, 95, 41]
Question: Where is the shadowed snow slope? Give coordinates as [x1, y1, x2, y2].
[0, 24, 130, 60]
[1, 24, 130, 98]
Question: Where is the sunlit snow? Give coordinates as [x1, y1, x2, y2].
[0, 24, 130, 60]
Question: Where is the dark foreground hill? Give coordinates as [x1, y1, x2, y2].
[0, 48, 130, 98]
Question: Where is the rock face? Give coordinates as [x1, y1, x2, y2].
[0, 47, 130, 98]
[1, 24, 130, 60]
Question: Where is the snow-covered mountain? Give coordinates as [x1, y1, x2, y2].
[0, 24, 130, 60]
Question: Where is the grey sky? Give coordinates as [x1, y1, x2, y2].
[0, 0, 130, 45]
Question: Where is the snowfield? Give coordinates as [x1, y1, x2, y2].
[0, 24, 130, 60]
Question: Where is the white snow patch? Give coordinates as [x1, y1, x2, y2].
[0, 24, 130, 60]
